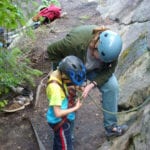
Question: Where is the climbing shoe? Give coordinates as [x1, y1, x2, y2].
[105, 124, 128, 138]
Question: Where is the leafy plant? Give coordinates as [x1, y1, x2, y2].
[0, 0, 44, 97]
[0, 0, 26, 29]
[0, 47, 43, 96]
[0, 0, 44, 98]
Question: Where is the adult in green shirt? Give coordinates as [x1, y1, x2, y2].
[47, 25, 128, 138]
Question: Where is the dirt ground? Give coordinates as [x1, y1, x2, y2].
[0, 0, 114, 149]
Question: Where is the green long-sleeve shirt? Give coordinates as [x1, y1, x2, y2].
[47, 25, 117, 86]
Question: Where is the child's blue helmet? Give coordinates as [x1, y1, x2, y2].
[59, 55, 86, 86]
[98, 30, 122, 62]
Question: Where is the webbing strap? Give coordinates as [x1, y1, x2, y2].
[47, 80, 67, 97]
[47, 80, 69, 131]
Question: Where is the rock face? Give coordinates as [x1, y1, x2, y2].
[97, 0, 150, 149]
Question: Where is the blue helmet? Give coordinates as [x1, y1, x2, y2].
[59, 55, 86, 86]
[98, 30, 122, 62]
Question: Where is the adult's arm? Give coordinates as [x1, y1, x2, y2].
[93, 60, 118, 86]
[47, 25, 97, 62]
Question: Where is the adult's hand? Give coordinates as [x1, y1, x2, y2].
[82, 83, 95, 99]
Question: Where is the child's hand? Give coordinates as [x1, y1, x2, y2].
[75, 98, 82, 110]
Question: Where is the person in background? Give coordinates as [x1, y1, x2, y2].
[46, 55, 86, 150]
[47, 25, 128, 138]
[0, 27, 5, 48]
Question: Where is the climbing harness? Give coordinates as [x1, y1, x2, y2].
[47, 80, 77, 131]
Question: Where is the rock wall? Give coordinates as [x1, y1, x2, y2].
[97, 0, 150, 149]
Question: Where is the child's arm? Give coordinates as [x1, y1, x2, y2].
[54, 98, 82, 118]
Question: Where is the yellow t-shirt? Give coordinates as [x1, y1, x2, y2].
[46, 70, 75, 124]
[46, 73, 68, 106]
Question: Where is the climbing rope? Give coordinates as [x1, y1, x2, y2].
[89, 95, 150, 115]
[76, 90, 150, 115]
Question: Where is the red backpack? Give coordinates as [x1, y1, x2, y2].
[39, 5, 61, 21]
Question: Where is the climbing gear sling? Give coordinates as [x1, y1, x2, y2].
[47, 80, 76, 131]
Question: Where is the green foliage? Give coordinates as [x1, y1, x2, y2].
[0, 0, 43, 97]
[42, 0, 50, 6]
[42, 0, 61, 7]
[79, 15, 90, 20]
[120, 47, 130, 61]
[0, 100, 8, 109]
[0, 48, 43, 96]
[0, 0, 26, 29]
[50, 0, 61, 7]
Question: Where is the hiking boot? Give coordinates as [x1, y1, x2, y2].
[14, 96, 31, 106]
[14, 92, 33, 106]
[2, 93, 33, 113]
[21, 87, 31, 96]
[105, 124, 128, 138]
[2, 101, 25, 113]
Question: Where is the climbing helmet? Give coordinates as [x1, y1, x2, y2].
[98, 30, 122, 62]
[58, 55, 86, 86]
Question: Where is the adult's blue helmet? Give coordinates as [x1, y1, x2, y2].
[59, 55, 86, 86]
[98, 30, 122, 63]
